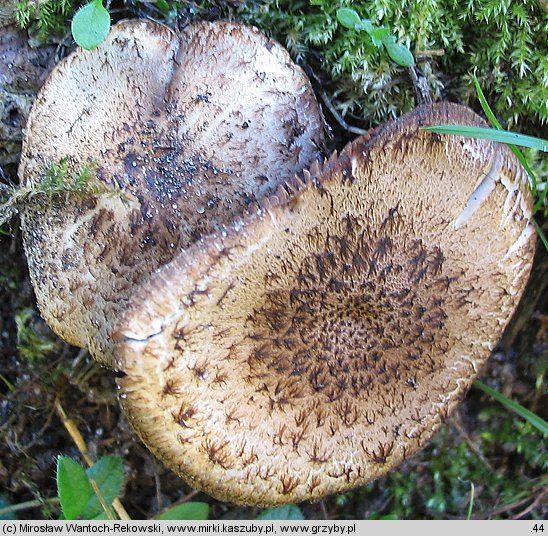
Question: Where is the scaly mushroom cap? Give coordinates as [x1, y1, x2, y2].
[114, 103, 536, 506]
[19, 19, 324, 365]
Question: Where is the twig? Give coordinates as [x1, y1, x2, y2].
[415, 49, 445, 57]
[304, 65, 367, 136]
[55, 400, 93, 466]
[153, 464, 163, 513]
[408, 65, 433, 105]
[0, 497, 60, 518]
[318, 90, 368, 136]
[156, 489, 200, 517]
[89, 478, 115, 521]
[54, 399, 131, 520]
[320, 500, 329, 520]
[512, 488, 548, 520]
[475, 487, 546, 519]
[451, 415, 495, 472]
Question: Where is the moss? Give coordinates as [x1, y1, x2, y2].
[238, 0, 547, 134]
[15, 308, 58, 362]
[16, 0, 75, 41]
[0, 159, 110, 227]
[14, 1, 546, 132]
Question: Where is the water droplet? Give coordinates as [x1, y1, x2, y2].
[196, 206, 205, 214]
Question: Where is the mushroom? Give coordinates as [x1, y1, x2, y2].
[18, 19, 325, 366]
[114, 102, 536, 505]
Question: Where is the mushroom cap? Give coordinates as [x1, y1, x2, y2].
[19, 19, 324, 365]
[114, 103, 536, 506]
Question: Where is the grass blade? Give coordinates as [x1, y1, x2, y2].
[466, 481, 475, 520]
[473, 75, 502, 130]
[472, 75, 540, 198]
[474, 380, 548, 435]
[533, 219, 548, 251]
[422, 125, 548, 152]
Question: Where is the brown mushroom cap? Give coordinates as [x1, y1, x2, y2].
[19, 19, 324, 365]
[114, 102, 536, 506]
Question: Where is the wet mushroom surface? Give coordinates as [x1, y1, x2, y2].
[18, 19, 324, 366]
[115, 103, 536, 506]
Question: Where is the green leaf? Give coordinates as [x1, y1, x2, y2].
[155, 0, 170, 15]
[533, 219, 548, 251]
[257, 505, 305, 520]
[71, 0, 111, 50]
[356, 19, 374, 33]
[474, 380, 548, 435]
[83, 455, 124, 519]
[336, 8, 362, 30]
[384, 41, 415, 67]
[368, 512, 399, 519]
[421, 125, 548, 152]
[0, 496, 17, 520]
[369, 27, 390, 48]
[157, 502, 209, 520]
[57, 456, 94, 520]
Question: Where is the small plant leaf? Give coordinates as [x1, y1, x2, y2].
[369, 27, 390, 48]
[336, 8, 362, 30]
[0, 496, 17, 520]
[57, 456, 94, 520]
[83, 455, 124, 519]
[474, 380, 548, 435]
[157, 502, 209, 520]
[356, 19, 374, 33]
[466, 481, 475, 520]
[368, 512, 399, 519]
[384, 41, 415, 67]
[257, 505, 305, 520]
[155, 0, 171, 15]
[422, 125, 548, 152]
[533, 219, 548, 251]
[71, 0, 110, 50]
